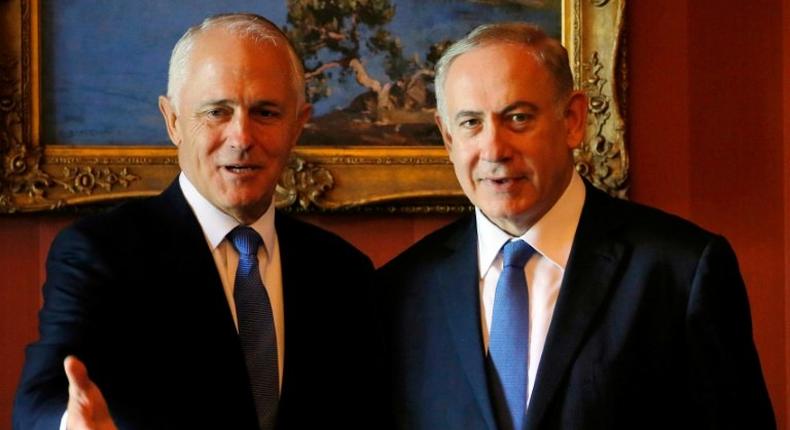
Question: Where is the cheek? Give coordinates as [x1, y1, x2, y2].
[449, 146, 475, 176]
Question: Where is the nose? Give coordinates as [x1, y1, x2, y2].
[227, 111, 254, 150]
[478, 121, 511, 163]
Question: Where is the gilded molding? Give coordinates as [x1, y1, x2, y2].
[323, 156, 451, 165]
[575, 52, 627, 197]
[275, 156, 334, 210]
[51, 166, 140, 195]
[0, 54, 52, 212]
[45, 156, 179, 165]
[283, 203, 474, 215]
[1, 0, 54, 213]
[569, 0, 628, 198]
[572, 0, 582, 89]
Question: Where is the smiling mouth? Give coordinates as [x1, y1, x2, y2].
[484, 176, 524, 184]
[223, 164, 261, 173]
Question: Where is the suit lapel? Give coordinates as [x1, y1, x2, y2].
[271, 214, 308, 415]
[525, 185, 626, 430]
[157, 181, 240, 341]
[274, 215, 297, 396]
[435, 216, 498, 430]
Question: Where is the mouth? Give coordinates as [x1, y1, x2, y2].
[478, 175, 527, 191]
[482, 175, 525, 184]
[222, 164, 262, 174]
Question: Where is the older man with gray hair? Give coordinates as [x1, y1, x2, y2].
[14, 13, 379, 430]
[378, 22, 775, 430]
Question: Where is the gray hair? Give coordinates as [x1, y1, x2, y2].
[166, 13, 305, 109]
[434, 22, 574, 123]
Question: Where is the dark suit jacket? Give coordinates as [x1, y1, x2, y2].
[14, 180, 378, 429]
[378, 183, 775, 430]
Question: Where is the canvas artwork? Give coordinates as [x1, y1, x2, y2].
[41, 0, 561, 147]
[1, 0, 625, 213]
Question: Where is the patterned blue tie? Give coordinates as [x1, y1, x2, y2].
[229, 226, 278, 430]
[489, 239, 535, 430]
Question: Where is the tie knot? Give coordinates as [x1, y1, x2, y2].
[502, 239, 535, 268]
[228, 226, 262, 257]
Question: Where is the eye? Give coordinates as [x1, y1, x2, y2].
[253, 108, 280, 119]
[458, 118, 481, 129]
[507, 112, 536, 131]
[203, 107, 230, 120]
[509, 112, 533, 123]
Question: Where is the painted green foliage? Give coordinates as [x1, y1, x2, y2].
[285, 0, 448, 124]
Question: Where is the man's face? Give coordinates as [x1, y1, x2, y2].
[160, 28, 310, 223]
[436, 43, 586, 235]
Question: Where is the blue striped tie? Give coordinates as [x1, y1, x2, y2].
[229, 226, 278, 430]
[489, 239, 535, 430]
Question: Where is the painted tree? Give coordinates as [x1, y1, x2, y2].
[284, 0, 441, 124]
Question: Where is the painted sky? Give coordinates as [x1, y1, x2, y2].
[41, 0, 560, 145]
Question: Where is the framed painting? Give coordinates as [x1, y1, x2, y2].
[0, 0, 627, 213]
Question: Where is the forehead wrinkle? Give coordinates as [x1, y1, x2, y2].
[499, 101, 539, 115]
[199, 99, 235, 107]
[198, 99, 282, 108]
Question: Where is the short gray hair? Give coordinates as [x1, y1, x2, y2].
[434, 22, 574, 122]
[166, 13, 305, 108]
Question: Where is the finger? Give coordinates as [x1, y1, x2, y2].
[64, 355, 92, 391]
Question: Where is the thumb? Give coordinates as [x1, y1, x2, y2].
[64, 355, 92, 393]
[64, 355, 118, 430]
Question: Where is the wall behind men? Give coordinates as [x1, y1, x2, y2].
[0, 0, 787, 429]
[627, 1, 788, 427]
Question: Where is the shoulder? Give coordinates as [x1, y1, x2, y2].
[622, 201, 711, 238]
[379, 214, 474, 275]
[41, 193, 181, 305]
[275, 212, 372, 270]
[586, 186, 722, 251]
[52, 194, 168, 253]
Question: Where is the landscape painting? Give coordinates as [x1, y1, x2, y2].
[40, 0, 561, 147]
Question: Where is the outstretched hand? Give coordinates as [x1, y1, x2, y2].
[64, 356, 118, 430]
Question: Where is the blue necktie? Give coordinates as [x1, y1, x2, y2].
[229, 226, 278, 430]
[489, 239, 535, 430]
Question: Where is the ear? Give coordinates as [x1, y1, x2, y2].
[563, 91, 588, 150]
[158, 96, 181, 147]
[434, 113, 454, 155]
[288, 102, 313, 149]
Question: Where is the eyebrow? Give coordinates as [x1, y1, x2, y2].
[250, 100, 282, 110]
[499, 101, 539, 115]
[453, 110, 483, 122]
[197, 99, 282, 110]
[453, 101, 540, 122]
[199, 99, 234, 109]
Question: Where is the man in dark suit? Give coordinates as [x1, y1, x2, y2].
[14, 13, 377, 430]
[378, 22, 775, 429]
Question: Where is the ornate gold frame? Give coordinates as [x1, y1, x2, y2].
[0, 0, 627, 214]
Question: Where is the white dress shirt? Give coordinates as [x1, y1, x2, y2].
[477, 171, 585, 406]
[179, 173, 285, 386]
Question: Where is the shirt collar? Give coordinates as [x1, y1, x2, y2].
[179, 172, 276, 256]
[476, 171, 586, 276]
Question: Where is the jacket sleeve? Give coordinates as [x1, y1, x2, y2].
[13, 225, 112, 430]
[684, 235, 776, 429]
